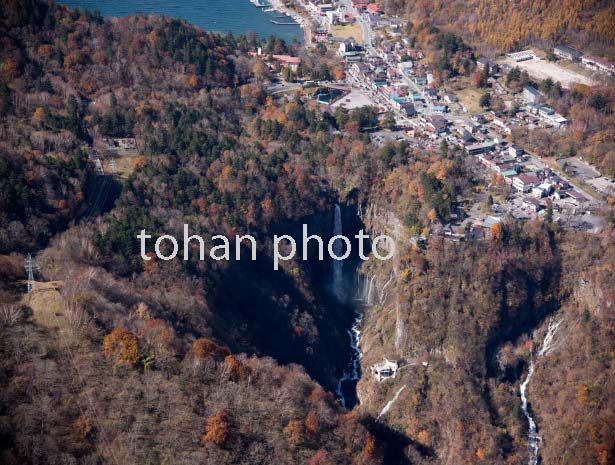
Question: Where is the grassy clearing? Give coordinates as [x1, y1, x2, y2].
[456, 87, 487, 114]
[331, 23, 363, 44]
[22, 281, 66, 329]
[107, 150, 141, 178]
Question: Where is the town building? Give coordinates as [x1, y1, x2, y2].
[532, 182, 553, 198]
[553, 45, 583, 62]
[371, 359, 398, 382]
[400, 101, 416, 116]
[106, 137, 139, 151]
[366, 3, 383, 14]
[338, 40, 364, 61]
[509, 144, 524, 158]
[424, 115, 448, 134]
[272, 55, 301, 72]
[523, 197, 543, 212]
[311, 28, 329, 42]
[581, 55, 615, 75]
[522, 86, 542, 104]
[507, 50, 537, 62]
[512, 173, 539, 193]
[465, 140, 496, 155]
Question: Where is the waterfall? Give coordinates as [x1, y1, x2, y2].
[336, 314, 363, 408]
[379, 271, 394, 303]
[366, 275, 376, 306]
[331, 204, 345, 302]
[520, 318, 562, 465]
[360, 274, 370, 302]
[520, 364, 539, 465]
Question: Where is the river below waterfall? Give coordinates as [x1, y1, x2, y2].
[520, 318, 562, 465]
[336, 313, 363, 408]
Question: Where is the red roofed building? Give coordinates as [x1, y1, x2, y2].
[352, 0, 370, 10]
[581, 55, 615, 75]
[512, 173, 539, 193]
[366, 3, 383, 13]
[272, 55, 302, 71]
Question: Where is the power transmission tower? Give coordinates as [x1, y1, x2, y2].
[95, 158, 104, 175]
[24, 254, 37, 293]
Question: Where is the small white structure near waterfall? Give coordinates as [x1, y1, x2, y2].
[371, 359, 398, 382]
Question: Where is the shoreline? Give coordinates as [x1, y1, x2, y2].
[266, 0, 312, 44]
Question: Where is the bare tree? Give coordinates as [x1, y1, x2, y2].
[0, 303, 22, 326]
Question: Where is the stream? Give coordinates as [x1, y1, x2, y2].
[520, 318, 562, 465]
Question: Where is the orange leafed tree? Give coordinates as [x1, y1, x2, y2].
[192, 338, 229, 360]
[103, 328, 139, 366]
[305, 410, 319, 435]
[284, 419, 304, 447]
[201, 411, 230, 446]
[32, 107, 45, 121]
[363, 431, 377, 457]
[310, 449, 333, 465]
[490, 222, 503, 241]
[72, 415, 93, 439]
[223, 354, 251, 381]
[427, 208, 437, 223]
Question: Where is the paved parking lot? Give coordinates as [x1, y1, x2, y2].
[557, 157, 601, 181]
[587, 177, 615, 197]
[331, 90, 378, 110]
[498, 57, 596, 88]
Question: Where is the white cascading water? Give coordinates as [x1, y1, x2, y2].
[520, 318, 562, 465]
[366, 275, 376, 306]
[379, 271, 394, 304]
[336, 315, 363, 408]
[331, 204, 345, 302]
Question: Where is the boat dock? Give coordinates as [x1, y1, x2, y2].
[270, 19, 299, 25]
[250, 0, 271, 7]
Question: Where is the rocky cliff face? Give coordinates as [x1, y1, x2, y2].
[354, 204, 411, 412]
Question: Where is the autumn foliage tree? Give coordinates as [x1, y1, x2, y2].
[191, 337, 230, 360]
[363, 432, 377, 458]
[72, 415, 93, 439]
[284, 419, 305, 447]
[310, 449, 334, 465]
[223, 354, 251, 381]
[103, 328, 139, 366]
[201, 411, 230, 446]
[305, 410, 319, 435]
[490, 222, 503, 241]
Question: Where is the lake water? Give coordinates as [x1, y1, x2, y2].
[60, 0, 303, 43]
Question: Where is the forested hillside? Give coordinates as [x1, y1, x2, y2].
[380, 0, 615, 56]
[0, 2, 389, 464]
[356, 217, 615, 465]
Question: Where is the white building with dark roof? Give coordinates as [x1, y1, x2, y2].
[522, 86, 542, 104]
[553, 45, 583, 62]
